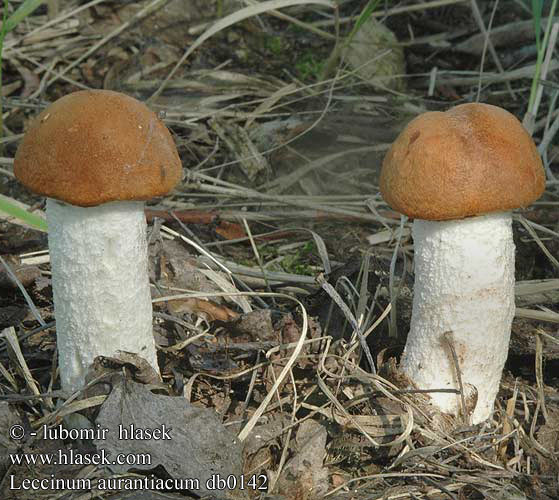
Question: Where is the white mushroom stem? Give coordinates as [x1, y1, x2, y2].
[46, 199, 159, 393]
[401, 212, 515, 424]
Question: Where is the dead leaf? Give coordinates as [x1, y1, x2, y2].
[274, 420, 329, 499]
[168, 297, 239, 322]
[94, 376, 247, 499]
[536, 407, 559, 474]
[234, 309, 276, 341]
[215, 221, 247, 241]
[243, 415, 291, 480]
[186, 343, 239, 375]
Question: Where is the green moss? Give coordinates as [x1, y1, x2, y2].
[280, 241, 316, 276]
[263, 34, 284, 56]
[294, 51, 324, 81]
[240, 241, 317, 277]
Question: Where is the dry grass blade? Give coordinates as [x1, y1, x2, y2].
[1, 327, 41, 399]
[243, 0, 336, 40]
[515, 307, 559, 323]
[346, 302, 391, 356]
[185, 171, 379, 221]
[317, 274, 359, 332]
[539, 99, 559, 155]
[516, 215, 559, 269]
[0, 255, 45, 325]
[160, 224, 233, 276]
[198, 268, 253, 313]
[515, 279, 559, 295]
[471, 0, 515, 101]
[532, 22, 559, 123]
[535, 333, 548, 422]
[242, 217, 273, 296]
[314, 0, 469, 27]
[430, 60, 559, 87]
[244, 83, 298, 128]
[22, 0, 106, 41]
[263, 144, 389, 193]
[0, 356, 17, 391]
[44, 0, 172, 89]
[149, 0, 336, 101]
[238, 293, 309, 442]
[32, 396, 107, 428]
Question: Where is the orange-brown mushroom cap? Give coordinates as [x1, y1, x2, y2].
[379, 103, 545, 220]
[14, 90, 182, 207]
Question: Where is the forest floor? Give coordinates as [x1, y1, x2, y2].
[0, 1, 558, 499]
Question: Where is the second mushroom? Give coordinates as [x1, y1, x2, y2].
[380, 103, 545, 424]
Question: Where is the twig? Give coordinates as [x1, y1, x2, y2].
[443, 331, 468, 425]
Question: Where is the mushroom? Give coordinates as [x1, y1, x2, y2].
[14, 90, 182, 394]
[380, 103, 545, 424]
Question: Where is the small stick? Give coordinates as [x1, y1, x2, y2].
[443, 331, 468, 424]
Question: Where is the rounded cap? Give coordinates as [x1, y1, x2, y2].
[380, 103, 545, 220]
[14, 90, 182, 207]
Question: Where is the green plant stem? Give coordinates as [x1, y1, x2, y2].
[0, 198, 47, 232]
[3, 0, 44, 33]
[528, 0, 558, 113]
[0, 0, 9, 147]
[319, 0, 381, 82]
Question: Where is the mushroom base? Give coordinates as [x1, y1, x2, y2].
[401, 213, 515, 424]
[47, 199, 159, 393]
